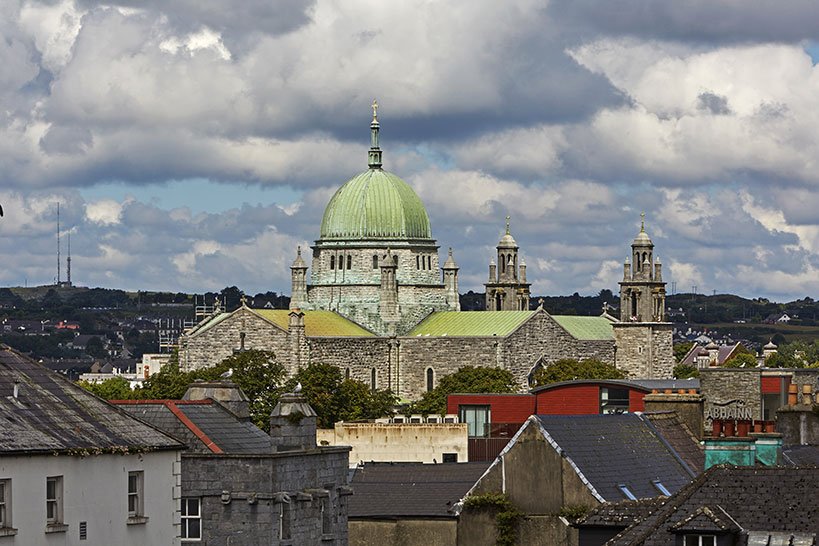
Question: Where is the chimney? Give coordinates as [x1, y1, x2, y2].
[269, 392, 317, 452]
[776, 382, 819, 447]
[643, 390, 705, 439]
[182, 380, 250, 420]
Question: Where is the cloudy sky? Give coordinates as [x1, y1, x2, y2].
[3, 0, 819, 301]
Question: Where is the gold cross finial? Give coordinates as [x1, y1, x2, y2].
[640, 211, 646, 232]
[240, 294, 247, 306]
[372, 99, 379, 122]
[505, 215, 511, 235]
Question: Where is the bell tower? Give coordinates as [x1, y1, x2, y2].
[485, 217, 530, 311]
[612, 213, 673, 379]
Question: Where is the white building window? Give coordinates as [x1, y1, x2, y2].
[127, 471, 144, 521]
[0, 479, 10, 529]
[46, 476, 63, 525]
[684, 536, 716, 546]
[181, 498, 201, 541]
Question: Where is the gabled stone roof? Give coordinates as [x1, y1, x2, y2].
[187, 307, 374, 338]
[608, 466, 819, 545]
[0, 345, 183, 455]
[349, 462, 491, 518]
[530, 414, 695, 502]
[114, 399, 273, 454]
[406, 310, 614, 339]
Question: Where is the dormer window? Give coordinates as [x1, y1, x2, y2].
[684, 536, 716, 546]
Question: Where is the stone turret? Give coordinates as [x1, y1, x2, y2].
[379, 249, 399, 333]
[612, 213, 674, 379]
[269, 392, 318, 452]
[484, 217, 531, 311]
[442, 248, 460, 311]
[289, 246, 309, 310]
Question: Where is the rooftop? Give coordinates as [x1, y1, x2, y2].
[407, 310, 613, 340]
[532, 414, 696, 502]
[349, 462, 491, 518]
[114, 399, 273, 454]
[0, 345, 182, 455]
[609, 466, 819, 545]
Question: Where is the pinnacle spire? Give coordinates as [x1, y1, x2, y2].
[505, 215, 511, 235]
[640, 211, 646, 232]
[368, 99, 382, 169]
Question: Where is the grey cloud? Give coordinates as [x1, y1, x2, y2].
[551, 0, 819, 44]
[697, 92, 731, 115]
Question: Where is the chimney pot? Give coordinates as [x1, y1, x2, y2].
[802, 384, 813, 405]
[788, 383, 798, 406]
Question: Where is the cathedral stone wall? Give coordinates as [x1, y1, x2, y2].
[612, 323, 674, 379]
[180, 309, 291, 372]
[398, 337, 498, 398]
[503, 312, 615, 390]
[307, 337, 393, 388]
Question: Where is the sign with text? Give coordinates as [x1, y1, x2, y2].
[706, 399, 753, 421]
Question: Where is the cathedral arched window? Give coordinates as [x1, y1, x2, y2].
[373, 255, 379, 269]
[427, 256, 432, 270]
[393, 255, 398, 266]
[370, 368, 377, 391]
[426, 368, 434, 392]
[347, 255, 352, 270]
[501, 258, 506, 273]
[330, 255, 335, 270]
[345, 368, 351, 380]
[416, 255, 420, 269]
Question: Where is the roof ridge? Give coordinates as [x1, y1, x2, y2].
[164, 401, 224, 454]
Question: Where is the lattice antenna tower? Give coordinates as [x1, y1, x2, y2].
[56, 202, 61, 286]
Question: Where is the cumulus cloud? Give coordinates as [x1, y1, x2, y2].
[2, 0, 819, 299]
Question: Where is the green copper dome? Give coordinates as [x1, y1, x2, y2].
[319, 168, 432, 240]
[319, 104, 432, 241]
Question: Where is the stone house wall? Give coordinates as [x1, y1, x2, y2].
[308, 337, 393, 388]
[183, 448, 350, 546]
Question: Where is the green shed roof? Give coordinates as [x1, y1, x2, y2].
[407, 311, 534, 337]
[319, 169, 432, 241]
[254, 310, 374, 337]
[551, 315, 614, 340]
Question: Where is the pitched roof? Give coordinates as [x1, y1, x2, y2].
[783, 445, 819, 466]
[254, 309, 373, 337]
[407, 311, 534, 337]
[609, 466, 819, 545]
[575, 497, 667, 529]
[348, 462, 491, 518]
[642, 412, 704, 475]
[114, 400, 272, 454]
[532, 414, 695, 502]
[0, 345, 182, 455]
[550, 315, 614, 340]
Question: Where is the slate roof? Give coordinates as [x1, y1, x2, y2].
[114, 400, 272, 454]
[0, 344, 183, 455]
[783, 445, 819, 466]
[608, 466, 819, 545]
[532, 414, 696, 502]
[575, 497, 667, 529]
[348, 462, 491, 518]
[643, 412, 704, 475]
[530, 378, 700, 395]
[680, 342, 745, 367]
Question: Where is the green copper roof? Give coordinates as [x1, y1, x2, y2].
[255, 310, 374, 337]
[319, 169, 432, 241]
[407, 311, 534, 337]
[551, 315, 614, 340]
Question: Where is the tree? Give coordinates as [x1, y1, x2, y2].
[530, 358, 626, 387]
[289, 363, 397, 428]
[673, 342, 695, 364]
[673, 364, 699, 379]
[723, 353, 758, 368]
[410, 366, 517, 416]
[135, 349, 287, 429]
[85, 336, 107, 358]
[78, 376, 134, 400]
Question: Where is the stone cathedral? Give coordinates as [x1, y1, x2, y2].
[179, 104, 673, 400]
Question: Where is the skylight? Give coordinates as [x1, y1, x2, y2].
[652, 479, 671, 496]
[618, 484, 637, 500]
